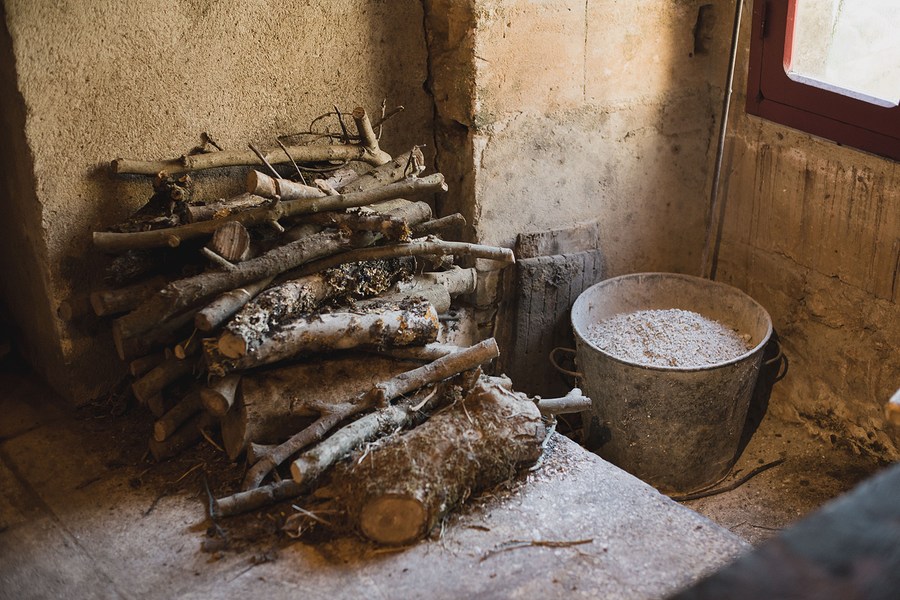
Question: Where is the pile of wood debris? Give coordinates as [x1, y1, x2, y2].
[90, 105, 589, 545]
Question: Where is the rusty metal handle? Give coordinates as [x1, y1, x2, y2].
[763, 338, 788, 383]
[549, 347, 582, 378]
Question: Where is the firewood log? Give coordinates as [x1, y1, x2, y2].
[199, 374, 241, 417]
[291, 238, 515, 280]
[131, 352, 196, 405]
[153, 391, 202, 442]
[207, 299, 440, 376]
[183, 193, 270, 223]
[220, 354, 415, 460]
[338, 147, 425, 194]
[90, 276, 167, 317]
[93, 174, 446, 253]
[148, 412, 217, 461]
[331, 377, 545, 545]
[207, 221, 251, 262]
[111, 122, 391, 176]
[216, 258, 416, 359]
[113, 230, 351, 345]
[240, 338, 501, 490]
[194, 277, 274, 332]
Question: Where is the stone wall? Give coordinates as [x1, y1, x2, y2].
[0, 0, 434, 403]
[425, 0, 734, 276]
[713, 1, 899, 458]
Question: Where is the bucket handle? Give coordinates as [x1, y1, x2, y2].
[550, 347, 583, 378]
[763, 338, 788, 383]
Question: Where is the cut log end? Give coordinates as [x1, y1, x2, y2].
[359, 494, 427, 546]
[200, 388, 230, 417]
[247, 170, 277, 198]
[217, 331, 248, 359]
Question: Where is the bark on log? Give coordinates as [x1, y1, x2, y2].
[111, 139, 391, 177]
[332, 377, 545, 545]
[207, 221, 251, 262]
[220, 354, 413, 460]
[93, 204, 283, 253]
[290, 382, 451, 487]
[208, 299, 440, 376]
[153, 391, 202, 442]
[132, 354, 196, 404]
[114, 307, 199, 361]
[292, 238, 515, 279]
[277, 173, 445, 218]
[184, 193, 270, 223]
[146, 393, 177, 419]
[337, 147, 425, 194]
[113, 230, 351, 343]
[318, 165, 360, 191]
[128, 352, 165, 378]
[93, 175, 445, 254]
[247, 171, 325, 201]
[373, 268, 477, 314]
[241, 338, 500, 490]
[194, 277, 273, 332]
[199, 374, 241, 417]
[213, 479, 304, 519]
[411, 213, 467, 238]
[148, 412, 217, 461]
[247, 146, 423, 200]
[90, 276, 168, 317]
[299, 212, 411, 242]
[374, 343, 463, 362]
[536, 388, 592, 416]
[217, 258, 415, 359]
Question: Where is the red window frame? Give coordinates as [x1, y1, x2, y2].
[746, 0, 900, 161]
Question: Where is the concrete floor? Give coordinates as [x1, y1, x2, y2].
[0, 359, 748, 600]
[0, 354, 886, 598]
[683, 409, 887, 546]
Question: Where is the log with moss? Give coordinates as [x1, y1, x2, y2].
[329, 377, 545, 546]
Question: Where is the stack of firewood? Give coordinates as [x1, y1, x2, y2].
[90, 105, 590, 545]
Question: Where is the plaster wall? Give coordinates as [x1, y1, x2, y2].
[713, 1, 899, 458]
[0, 0, 434, 403]
[427, 0, 735, 276]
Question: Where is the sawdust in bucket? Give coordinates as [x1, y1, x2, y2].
[585, 308, 753, 368]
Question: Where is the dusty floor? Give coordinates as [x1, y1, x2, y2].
[0, 356, 748, 599]
[0, 351, 887, 597]
[682, 410, 887, 545]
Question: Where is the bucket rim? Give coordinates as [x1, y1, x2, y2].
[571, 272, 774, 372]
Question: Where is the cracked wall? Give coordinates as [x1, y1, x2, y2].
[713, 1, 899, 459]
[0, 0, 434, 403]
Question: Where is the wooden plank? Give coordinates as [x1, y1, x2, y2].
[515, 221, 601, 260]
[505, 250, 604, 397]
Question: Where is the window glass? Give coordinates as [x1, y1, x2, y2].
[786, 0, 900, 107]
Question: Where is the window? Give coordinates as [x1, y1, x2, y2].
[746, 0, 900, 160]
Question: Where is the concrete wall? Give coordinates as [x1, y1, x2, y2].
[426, 0, 734, 276]
[0, 0, 434, 403]
[713, 1, 899, 459]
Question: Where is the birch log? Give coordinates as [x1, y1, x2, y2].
[207, 299, 440, 376]
[217, 258, 415, 359]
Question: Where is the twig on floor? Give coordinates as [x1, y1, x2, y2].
[671, 458, 786, 502]
[480, 538, 594, 562]
[749, 523, 783, 531]
[171, 462, 203, 484]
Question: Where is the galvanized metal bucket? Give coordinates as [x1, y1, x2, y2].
[568, 272, 773, 494]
